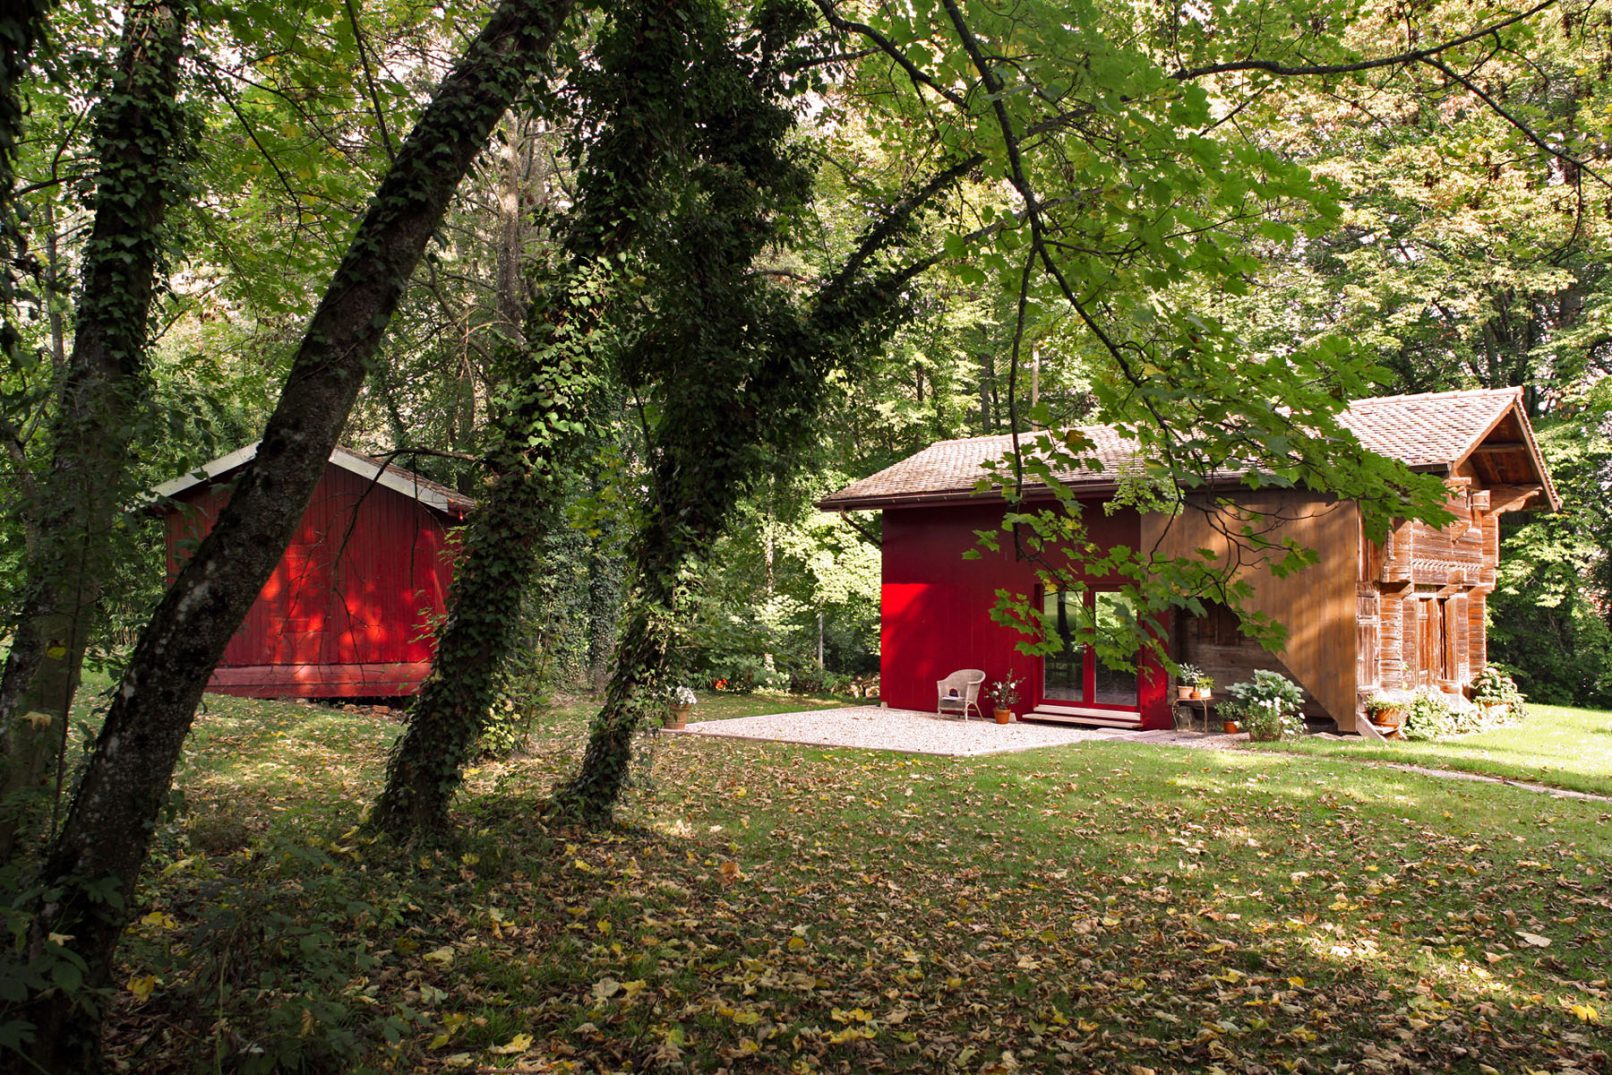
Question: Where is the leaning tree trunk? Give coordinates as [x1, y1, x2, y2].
[4, 2, 574, 1069]
[0, 0, 190, 863]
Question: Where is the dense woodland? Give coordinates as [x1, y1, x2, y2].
[3, 0, 1612, 1067]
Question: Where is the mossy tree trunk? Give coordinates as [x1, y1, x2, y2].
[0, 0, 191, 863]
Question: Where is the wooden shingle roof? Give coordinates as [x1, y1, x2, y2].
[819, 387, 1558, 512]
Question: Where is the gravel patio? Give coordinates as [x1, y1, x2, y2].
[664, 705, 1239, 757]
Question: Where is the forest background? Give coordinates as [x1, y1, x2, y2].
[4, 0, 1612, 742]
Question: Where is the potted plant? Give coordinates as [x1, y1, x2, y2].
[987, 671, 1024, 724]
[1469, 665, 1527, 725]
[665, 686, 697, 729]
[1222, 671, 1305, 742]
[1364, 692, 1407, 730]
[1191, 672, 1214, 701]
[1176, 664, 1203, 702]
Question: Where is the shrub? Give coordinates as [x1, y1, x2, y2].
[1470, 665, 1528, 721]
[1223, 670, 1305, 741]
[1399, 680, 1521, 741]
[708, 654, 788, 693]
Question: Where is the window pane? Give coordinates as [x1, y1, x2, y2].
[1041, 589, 1082, 701]
[1092, 591, 1138, 706]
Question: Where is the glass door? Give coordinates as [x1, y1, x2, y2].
[1040, 588, 1139, 709]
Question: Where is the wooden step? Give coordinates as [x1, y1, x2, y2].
[1023, 706, 1142, 729]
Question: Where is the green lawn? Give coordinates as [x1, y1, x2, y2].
[1253, 703, 1612, 797]
[90, 690, 1612, 1073]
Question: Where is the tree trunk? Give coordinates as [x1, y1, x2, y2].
[371, 291, 597, 838]
[5, 2, 573, 1068]
[549, 540, 682, 824]
[0, 0, 57, 359]
[0, 0, 190, 862]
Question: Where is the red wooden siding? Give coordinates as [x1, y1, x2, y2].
[880, 502, 1170, 729]
[164, 463, 460, 698]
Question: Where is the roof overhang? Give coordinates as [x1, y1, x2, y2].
[149, 442, 476, 516]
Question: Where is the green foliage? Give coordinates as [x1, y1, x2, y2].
[1489, 410, 1612, 706]
[1401, 688, 1524, 740]
[1221, 670, 1305, 742]
[1470, 665, 1528, 719]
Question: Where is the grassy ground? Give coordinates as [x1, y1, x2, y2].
[1252, 703, 1612, 797]
[83, 689, 1612, 1073]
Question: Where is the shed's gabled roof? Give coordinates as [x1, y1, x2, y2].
[151, 442, 476, 516]
[819, 387, 1559, 512]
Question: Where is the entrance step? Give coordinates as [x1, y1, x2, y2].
[1023, 706, 1142, 729]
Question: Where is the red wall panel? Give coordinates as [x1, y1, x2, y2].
[164, 463, 460, 697]
[880, 502, 1169, 729]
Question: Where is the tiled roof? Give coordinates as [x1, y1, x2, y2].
[819, 387, 1539, 510]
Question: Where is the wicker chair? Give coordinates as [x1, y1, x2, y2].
[936, 669, 986, 721]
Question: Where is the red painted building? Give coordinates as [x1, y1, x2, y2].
[820, 389, 1557, 734]
[154, 444, 473, 698]
[880, 501, 1171, 728]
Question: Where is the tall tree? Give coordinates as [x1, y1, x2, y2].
[2, 0, 576, 1066]
[0, 0, 192, 860]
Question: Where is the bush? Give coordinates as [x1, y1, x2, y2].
[1223, 671, 1305, 741]
[1470, 665, 1528, 720]
[707, 654, 788, 694]
[788, 665, 851, 696]
[1405, 686, 1515, 744]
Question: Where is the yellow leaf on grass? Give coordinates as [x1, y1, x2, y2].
[140, 911, 178, 931]
[1569, 1002, 1600, 1023]
[126, 974, 157, 1002]
[424, 946, 455, 965]
[489, 1033, 532, 1055]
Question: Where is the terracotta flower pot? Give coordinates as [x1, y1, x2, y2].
[994, 707, 1012, 725]
[1222, 720, 1240, 734]
[1177, 685, 1194, 701]
[665, 705, 691, 730]
[1369, 706, 1405, 729]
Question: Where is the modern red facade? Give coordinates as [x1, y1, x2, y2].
[880, 501, 1171, 729]
[159, 450, 470, 698]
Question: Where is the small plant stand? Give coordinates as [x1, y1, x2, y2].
[1173, 697, 1215, 732]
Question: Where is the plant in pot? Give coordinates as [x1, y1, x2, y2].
[1469, 665, 1527, 725]
[1223, 670, 1305, 741]
[665, 685, 698, 729]
[1190, 671, 1214, 700]
[1363, 692, 1408, 732]
[987, 671, 1024, 724]
[1176, 664, 1203, 702]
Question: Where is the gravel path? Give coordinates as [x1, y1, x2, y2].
[665, 705, 1240, 757]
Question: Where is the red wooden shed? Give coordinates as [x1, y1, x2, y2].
[154, 443, 474, 699]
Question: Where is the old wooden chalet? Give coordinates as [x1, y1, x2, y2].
[818, 388, 1558, 735]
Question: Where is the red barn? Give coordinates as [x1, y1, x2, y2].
[819, 388, 1557, 735]
[154, 443, 473, 699]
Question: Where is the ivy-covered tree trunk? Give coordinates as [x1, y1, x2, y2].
[0, 0, 190, 862]
[4, 2, 573, 1068]
[549, 508, 708, 823]
[374, 0, 715, 838]
[0, 0, 56, 360]
[371, 296, 599, 837]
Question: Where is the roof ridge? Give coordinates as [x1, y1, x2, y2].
[1345, 386, 1521, 406]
